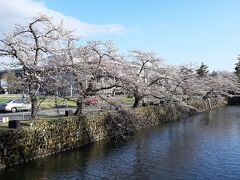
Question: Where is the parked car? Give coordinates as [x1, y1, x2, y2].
[0, 99, 31, 113]
[85, 96, 98, 105]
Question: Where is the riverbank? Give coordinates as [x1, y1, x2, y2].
[0, 98, 225, 169]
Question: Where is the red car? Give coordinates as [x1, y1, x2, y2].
[85, 96, 98, 105]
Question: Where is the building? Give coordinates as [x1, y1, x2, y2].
[0, 68, 23, 94]
[0, 68, 122, 96]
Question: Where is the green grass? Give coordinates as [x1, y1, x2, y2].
[38, 96, 76, 109]
[0, 94, 76, 108]
[118, 97, 135, 103]
[0, 94, 21, 103]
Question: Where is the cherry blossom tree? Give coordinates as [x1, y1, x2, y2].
[0, 14, 70, 118]
[151, 65, 197, 100]
[198, 71, 240, 98]
[1, 14, 239, 119]
[59, 40, 122, 115]
[117, 49, 165, 107]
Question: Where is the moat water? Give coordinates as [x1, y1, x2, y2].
[1, 106, 240, 180]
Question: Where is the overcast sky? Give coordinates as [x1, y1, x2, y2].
[1, 0, 240, 71]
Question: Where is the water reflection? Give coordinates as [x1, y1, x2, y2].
[1, 106, 240, 179]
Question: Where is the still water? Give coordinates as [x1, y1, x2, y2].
[1, 106, 240, 180]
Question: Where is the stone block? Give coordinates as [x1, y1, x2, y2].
[2, 117, 9, 123]
[8, 120, 21, 129]
[65, 110, 74, 116]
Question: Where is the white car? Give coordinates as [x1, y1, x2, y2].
[0, 99, 31, 113]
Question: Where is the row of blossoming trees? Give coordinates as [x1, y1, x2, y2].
[0, 15, 239, 119]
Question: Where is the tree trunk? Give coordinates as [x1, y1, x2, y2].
[30, 95, 38, 119]
[132, 94, 142, 107]
[74, 97, 84, 116]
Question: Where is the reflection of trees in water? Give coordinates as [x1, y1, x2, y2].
[130, 132, 150, 179]
[164, 122, 199, 173]
[0, 139, 125, 180]
[203, 112, 210, 125]
[100, 128, 158, 179]
[201, 106, 235, 129]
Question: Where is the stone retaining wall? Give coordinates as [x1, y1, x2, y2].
[0, 99, 225, 169]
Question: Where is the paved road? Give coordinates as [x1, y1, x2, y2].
[0, 102, 133, 121]
[0, 106, 102, 121]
